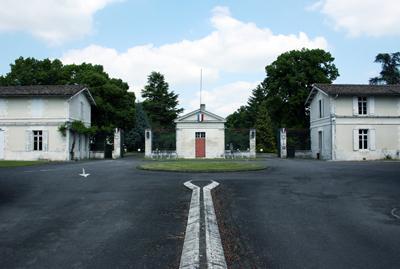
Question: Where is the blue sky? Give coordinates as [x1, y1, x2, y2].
[0, 0, 399, 116]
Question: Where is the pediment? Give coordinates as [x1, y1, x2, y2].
[175, 108, 225, 123]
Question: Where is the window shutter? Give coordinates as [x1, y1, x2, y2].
[368, 96, 375, 115]
[43, 130, 49, 151]
[369, 128, 376, 151]
[25, 130, 32, 151]
[353, 129, 359, 151]
[352, 97, 358, 115]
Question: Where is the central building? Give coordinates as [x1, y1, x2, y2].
[175, 104, 225, 158]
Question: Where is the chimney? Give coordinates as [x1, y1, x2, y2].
[200, 104, 206, 111]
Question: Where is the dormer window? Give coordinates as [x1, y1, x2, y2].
[358, 97, 367, 115]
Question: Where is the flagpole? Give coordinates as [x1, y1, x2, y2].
[200, 68, 202, 106]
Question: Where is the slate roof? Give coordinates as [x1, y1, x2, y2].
[314, 83, 400, 96]
[0, 85, 96, 105]
[0, 85, 85, 96]
[306, 84, 400, 105]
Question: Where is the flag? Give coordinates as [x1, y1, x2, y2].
[197, 113, 204, 122]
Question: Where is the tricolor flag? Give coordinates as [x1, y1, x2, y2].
[197, 113, 204, 122]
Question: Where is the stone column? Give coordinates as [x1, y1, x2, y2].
[249, 129, 256, 158]
[112, 128, 121, 159]
[279, 128, 287, 158]
[145, 129, 152, 158]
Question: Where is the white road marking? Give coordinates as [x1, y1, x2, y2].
[79, 168, 90, 178]
[180, 181, 201, 269]
[391, 208, 400, 219]
[203, 181, 227, 269]
[23, 169, 57, 173]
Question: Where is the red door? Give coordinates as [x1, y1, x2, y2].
[195, 132, 206, 158]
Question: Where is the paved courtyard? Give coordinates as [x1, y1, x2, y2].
[0, 156, 399, 268]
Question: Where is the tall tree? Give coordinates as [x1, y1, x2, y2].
[369, 52, 400, 85]
[246, 85, 267, 120]
[141, 72, 183, 128]
[0, 57, 136, 132]
[124, 103, 150, 151]
[263, 48, 339, 128]
[255, 102, 276, 152]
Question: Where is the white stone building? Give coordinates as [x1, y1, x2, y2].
[175, 104, 225, 158]
[305, 84, 400, 160]
[0, 85, 95, 161]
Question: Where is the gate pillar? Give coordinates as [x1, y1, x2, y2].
[249, 129, 256, 158]
[145, 129, 152, 158]
[279, 128, 287, 158]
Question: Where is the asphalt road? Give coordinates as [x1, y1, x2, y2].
[0, 158, 192, 269]
[214, 158, 400, 269]
[0, 156, 399, 268]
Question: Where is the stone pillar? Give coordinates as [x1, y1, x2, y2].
[112, 128, 121, 159]
[145, 129, 152, 158]
[249, 129, 256, 158]
[279, 128, 287, 158]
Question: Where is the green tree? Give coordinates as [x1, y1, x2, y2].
[141, 72, 183, 128]
[124, 103, 150, 151]
[0, 57, 135, 132]
[246, 85, 267, 120]
[263, 48, 339, 128]
[0, 57, 67, 86]
[369, 52, 400, 85]
[255, 103, 276, 153]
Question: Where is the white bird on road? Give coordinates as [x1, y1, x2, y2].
[79, 168, 90, 178]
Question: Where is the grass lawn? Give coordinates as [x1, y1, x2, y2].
[0, 160, 48, 168]
[137, 160, 267, 172]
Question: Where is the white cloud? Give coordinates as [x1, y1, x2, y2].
[187, 81, 259, 117]
[62, 6, 328, 115]
[309, 0, 400, 37]
[0, 0, 121, 45]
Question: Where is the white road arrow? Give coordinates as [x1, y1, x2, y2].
[79, 168, 90, 178]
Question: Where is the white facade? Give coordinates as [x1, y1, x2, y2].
[307, 84, 400, 160]
[175, 104, 225, 158]
[0, 86, 94, 161]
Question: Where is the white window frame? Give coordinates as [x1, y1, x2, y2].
[358, 97, 368, 115]
[195, 132, 206, 138]
[33, 130, 43, 151]
[353, 127, 376, 151]
[358, 129, 368, 150]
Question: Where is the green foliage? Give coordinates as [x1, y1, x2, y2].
[141, 72, 183, 128]
[0, 57, 67, 86]
[369, 52, 400, 85]
[263, 48, 339, 128]
[255, 103, 276, 153]
[226, 106, 253, 129]
[124, 103, 150, 151]
[58, 121, 97, 136]
[0, 57, 136, 131]
[225, 48, 339, 151]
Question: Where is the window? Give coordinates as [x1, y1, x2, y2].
[318, 99, 323, 118]
[195, 132, 205, 138]
[358, 97, 367, 115]
[80, 101, 84, 120]
[33, 130, 43, 151]
[358, 129, 368, 150]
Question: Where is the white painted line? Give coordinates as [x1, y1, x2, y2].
[180, 181, 201, 269]
[79, 168, 90, 178]
[391, 208, 400, 219]
[204, 181, 227, 269]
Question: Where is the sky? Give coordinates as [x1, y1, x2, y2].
[0, 0, 399, 116]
